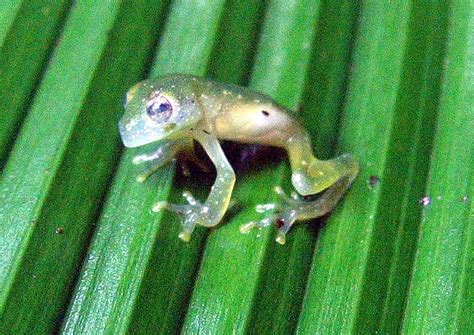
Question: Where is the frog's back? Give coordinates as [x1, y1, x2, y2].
[168, 74, 284, 110]
[191, 76, 303, 147]
[150, 74, 291, 110]
[150, 74, 303, 147]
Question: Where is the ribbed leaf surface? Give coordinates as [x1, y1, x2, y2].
[0, 1, 471, 334]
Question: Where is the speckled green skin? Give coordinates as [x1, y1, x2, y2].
[119, 74, 359, 244]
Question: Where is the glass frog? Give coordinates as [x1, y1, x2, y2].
[119, 74, 359, 244]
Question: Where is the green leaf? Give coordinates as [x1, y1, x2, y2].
[61, 1, 228, 333]
[247, 2, 360, 334]
[0, 1, 166, 332]
[182, 1, 322, 333]
[207, 0, 267, 84]
[129, 1, 266, 333]
[296, 1, 451, 333]
[0, 1, 471, 334]
[402, 1, 473, 333]
[298, 1, 361, 158]
[0, 0, 71, 167]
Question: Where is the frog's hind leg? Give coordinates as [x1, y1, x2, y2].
[240, 131, 359, 244]
[281, 170, 357, 243]
[241, 169, 357, 244]
[286, 133, 359, 196]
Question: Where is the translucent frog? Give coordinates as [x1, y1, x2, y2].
[119, 74, 359, 244]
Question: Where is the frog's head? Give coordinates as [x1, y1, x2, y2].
[119, 75, 201, 148]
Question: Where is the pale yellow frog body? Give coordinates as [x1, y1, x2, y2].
[119, 74, 358, 244]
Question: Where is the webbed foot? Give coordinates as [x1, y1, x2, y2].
[241, 168, 358, 244]
[133, 140, 192, 183]
[152, 191, 210, 242]
[240, 187, 300, 245]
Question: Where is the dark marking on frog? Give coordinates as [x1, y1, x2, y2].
[275, 218, 285, 229]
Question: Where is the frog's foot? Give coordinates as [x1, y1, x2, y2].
[152, 191, 209, 242]
[245, 170, 358, 244]
[133, 142, 184, 183]
[240, 187, 300, 245]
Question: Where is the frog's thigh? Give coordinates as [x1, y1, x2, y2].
[193, 130, 236, 226]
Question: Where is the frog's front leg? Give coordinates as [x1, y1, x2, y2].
[153, 130, 236, 241]
[133, 139, 192, 182]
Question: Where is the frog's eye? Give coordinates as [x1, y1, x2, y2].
[146, 95, 173, 123]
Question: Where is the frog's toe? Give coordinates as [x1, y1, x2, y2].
[250, 187, 301, 244]
[132, 154, 147, 165]
[182, 191, 199, 206]
[273, 186, 305, 207]
[152, 191, 199, 213]
[256, 203, 277, 213]
[154, 191, 211, 242]
[273, 209, 298, 245]
[152, 200, 192, 215]
[239, 221, 257, 233]
[178, 230, 192, 242]
[253, 187, 296, 214]
[136, 174, 148, 183]
[240, 211, 297, 245]
[276, 231, 286, 245]
[239, 217, 273, 234]
[152, 200, 168, 212]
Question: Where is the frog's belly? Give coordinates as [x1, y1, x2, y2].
[213, 106, 298, 147]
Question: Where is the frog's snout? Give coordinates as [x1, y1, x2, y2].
[118, 117, 146, 148]
[118, 116, 173, 148]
